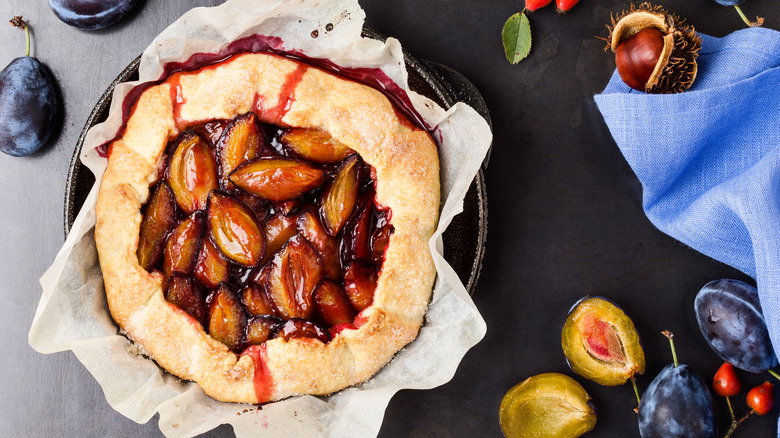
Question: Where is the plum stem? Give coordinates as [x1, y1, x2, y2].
[23, 23, 29, 57]
[767, 369, 780, 382]
[723, 409, 754, 438]
[733, 5, 764, 28]
[8, 16, 30, 57]
[662, 330, 678, 367]
[631, 376, 641, 413]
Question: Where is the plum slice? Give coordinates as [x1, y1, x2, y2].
[281, 128, 355, 164]
[162, 212, 206, 278]
[207, 192, 265, 267]
[339, 189, 374, 265]
[561, 296, 645, 386]
[208, 284, 246, 351]
[240, 283, 277, 317]
[245, 315, 281, 346]
[192, 119, 231, 147]
[369, 222, 393, 266]
[313, 280, 355, 326]
[343, 261, 378, 312]
[499, 373, 596, 438]
[262, 213, 298, 263]
[165, 274, 207, 326]
[137, 182, 177, 271]
[167, 132, 218, 215]
[297, 209, 340, 279]
[234, 192, 268, 223]
[320, 155, 360, 236]
[192, 237, 229, 289]
[271, 319, 331, 343]
[216, 112, 263, 189]
[264, 235, 323, 320]
[228, 157, 325, 202]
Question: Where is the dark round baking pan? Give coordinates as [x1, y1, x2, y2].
[64, 29, 489, 294]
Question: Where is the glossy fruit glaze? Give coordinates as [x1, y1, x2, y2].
[137, 109, 395, 358]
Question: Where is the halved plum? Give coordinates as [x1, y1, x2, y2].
[499, 373, 597, 438]
[264, 235, 324, 320]
[281, 128, 355, 164]
[313, 280, 355, 326]
[167, 132, 218, 214]
[320, 155, 360, 235]
[207, 192, 265, 267]
[137, 182, 177, 271]
[165, 274, 207, 326]
[297, 209, 340, 279]
[162, 212, 206, 278]
[229, 157, 325, 202]
[216, 112, 263, 189]
[208, 284, 246, 351]
[561, 296, 645, 386]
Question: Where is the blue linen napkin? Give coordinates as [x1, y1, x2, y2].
[595, 26, 780, 428]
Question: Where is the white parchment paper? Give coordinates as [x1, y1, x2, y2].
[29, 0, 492, 436]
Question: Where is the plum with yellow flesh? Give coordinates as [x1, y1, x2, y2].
[562, 296, 645, 386]
[499, 373, 596, 438]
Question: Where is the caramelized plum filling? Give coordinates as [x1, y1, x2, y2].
[137, 115, 393, 352]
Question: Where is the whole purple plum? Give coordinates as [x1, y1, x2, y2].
[638, 364, 716, 438]
[0, 17, 58, 157]
[49, 0, 138, 30]
[694, 279, 777, 373]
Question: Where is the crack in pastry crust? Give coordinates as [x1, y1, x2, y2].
[95, 52, 440, 403]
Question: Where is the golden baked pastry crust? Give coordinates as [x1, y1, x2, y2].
[94, 52, 440, 403]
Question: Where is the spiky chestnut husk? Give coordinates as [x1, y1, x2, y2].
[605, 3, 701, 94]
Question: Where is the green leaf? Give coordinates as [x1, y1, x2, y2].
[502, 12, 532, 64]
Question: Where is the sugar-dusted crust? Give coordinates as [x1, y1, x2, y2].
[94, 52, 440, 403]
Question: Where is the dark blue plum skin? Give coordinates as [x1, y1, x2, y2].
[713, 0, 744, 5]
[638, 364, 716, 438]
[0, 57, 58, 157]
[694, 279, 777, 373]
[49, 0, 138, 30]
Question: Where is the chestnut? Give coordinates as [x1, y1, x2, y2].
[604, 3, 701, 94]
[615, 28, 665, 92]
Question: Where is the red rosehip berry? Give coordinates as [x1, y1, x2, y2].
[713, 362, 742, 397]
[747, 381, 774, 416]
